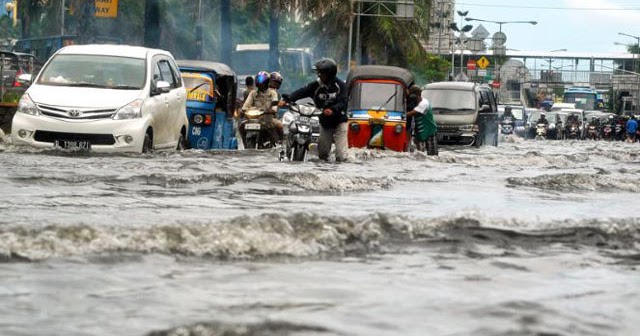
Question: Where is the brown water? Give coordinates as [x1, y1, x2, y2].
[1, 136, 639, 336]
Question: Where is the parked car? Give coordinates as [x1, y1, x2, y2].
[11, 44, 188, 153]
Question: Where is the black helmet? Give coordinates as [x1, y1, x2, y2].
[255, 71, 270, 91]
[269, 71, 283, 89]
[312, 58, 338, 80]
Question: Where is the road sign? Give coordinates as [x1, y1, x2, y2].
[477, 56, 490, 69]
[492, 32, 507, 46]
[466, 59, 476, 70]
[491, 81, 501, 89]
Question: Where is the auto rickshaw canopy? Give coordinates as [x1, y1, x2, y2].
[177, 60, 238, 115]
[346, 65, 414, 92]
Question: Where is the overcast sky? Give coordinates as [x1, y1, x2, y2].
[455, 0, 640, 54]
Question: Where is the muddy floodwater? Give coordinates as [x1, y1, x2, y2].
[1, 135, 639, 336]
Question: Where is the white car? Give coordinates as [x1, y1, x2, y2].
[11, 44, 188, 153]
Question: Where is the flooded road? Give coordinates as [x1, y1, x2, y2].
[1, 136, 639, 336]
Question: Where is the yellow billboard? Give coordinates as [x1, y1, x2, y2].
[95, 0, 118, 18]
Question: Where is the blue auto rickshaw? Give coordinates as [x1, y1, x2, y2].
[177, 60, 238, 149]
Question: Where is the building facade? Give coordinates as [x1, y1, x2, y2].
[425, 0, 455, 55]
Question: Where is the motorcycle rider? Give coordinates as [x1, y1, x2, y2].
[269, 71, 284, 98]
[501, 106, 515, 122]
[537, 112, 549, 126]
[587, 116, 600, 140]
[627, 115, 638, 142]
[279, 58, 348, 162]
[242, 75, 255, 103]
[241, 70, 283, 146]
[269, 71, 287, 119]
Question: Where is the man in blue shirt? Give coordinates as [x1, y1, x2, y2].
[626, 115, 638, 142]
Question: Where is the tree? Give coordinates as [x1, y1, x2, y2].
[70, 0, 97, 44]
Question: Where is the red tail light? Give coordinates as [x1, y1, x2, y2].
[14, 68, 23, 87]
[204, 114, 212, 125]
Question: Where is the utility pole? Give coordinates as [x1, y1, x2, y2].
[220, 0, 232, 65]
[268, 0, 279, 72]
[144, 0, 160, 48]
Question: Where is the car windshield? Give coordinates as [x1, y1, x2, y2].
[350, 81, 403, 112]
[37, 54, 146, 89]
[422, 89, 475, 112]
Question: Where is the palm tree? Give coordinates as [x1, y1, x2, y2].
[298, 0, 432, 68]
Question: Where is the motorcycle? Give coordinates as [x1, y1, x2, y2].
[535, 123, 547, 140]
[587, 124, 598, 141]
[241, 107, 278, 149]
[601, 123, 613, 141]
[614, 122, 624, 141]
[500, 116, 514, 135]
[566, 124, 580, 140]
[281, 102, 321, 161]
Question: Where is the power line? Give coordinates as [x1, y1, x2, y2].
[457, 3, 640, 11]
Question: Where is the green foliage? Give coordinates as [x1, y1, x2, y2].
[410, 54, 450, 85]
[2, 90, 24, 103]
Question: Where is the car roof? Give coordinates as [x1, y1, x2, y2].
[176, 60, 236, 77]
[55, 44, 172, 59]
[424, 81, 477, 91]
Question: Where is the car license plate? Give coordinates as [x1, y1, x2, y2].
[54, 140, 91, 150]
[245, 123, 261, 131]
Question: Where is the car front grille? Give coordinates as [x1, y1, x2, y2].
[34, 130, 116, 145]
[37, 103, 118, 120]
[437, 125, 463, 133]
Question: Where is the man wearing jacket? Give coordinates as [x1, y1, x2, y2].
[279, 58, 349, 162]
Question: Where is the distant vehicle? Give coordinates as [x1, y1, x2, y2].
[12, 35, 121, 64]
[549, 102, 575, 112]
[563, 87, 602, 110]
[422, 81, 499, 147]
[526, 111, 558, 140]
[231, 43, 314, 91]
[177, 60, 238, 150]
[11, 44, 188, 153]
[346, 65, 416, 153]
[498, 104, 528, 137]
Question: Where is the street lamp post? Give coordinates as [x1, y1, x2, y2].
[464, 17, 537, 33]
[619, 32, 640, 111]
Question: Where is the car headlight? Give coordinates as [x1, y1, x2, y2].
[113, 99, 143, 120]
[17, 94, 40, 116]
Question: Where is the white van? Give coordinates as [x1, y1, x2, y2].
[11, 44, 188, 153]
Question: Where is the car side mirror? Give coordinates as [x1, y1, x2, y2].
[153, 80, 171, 95]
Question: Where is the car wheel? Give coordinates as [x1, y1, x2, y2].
[142, 132, 153, 153]
[176, 131, 188, 150]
